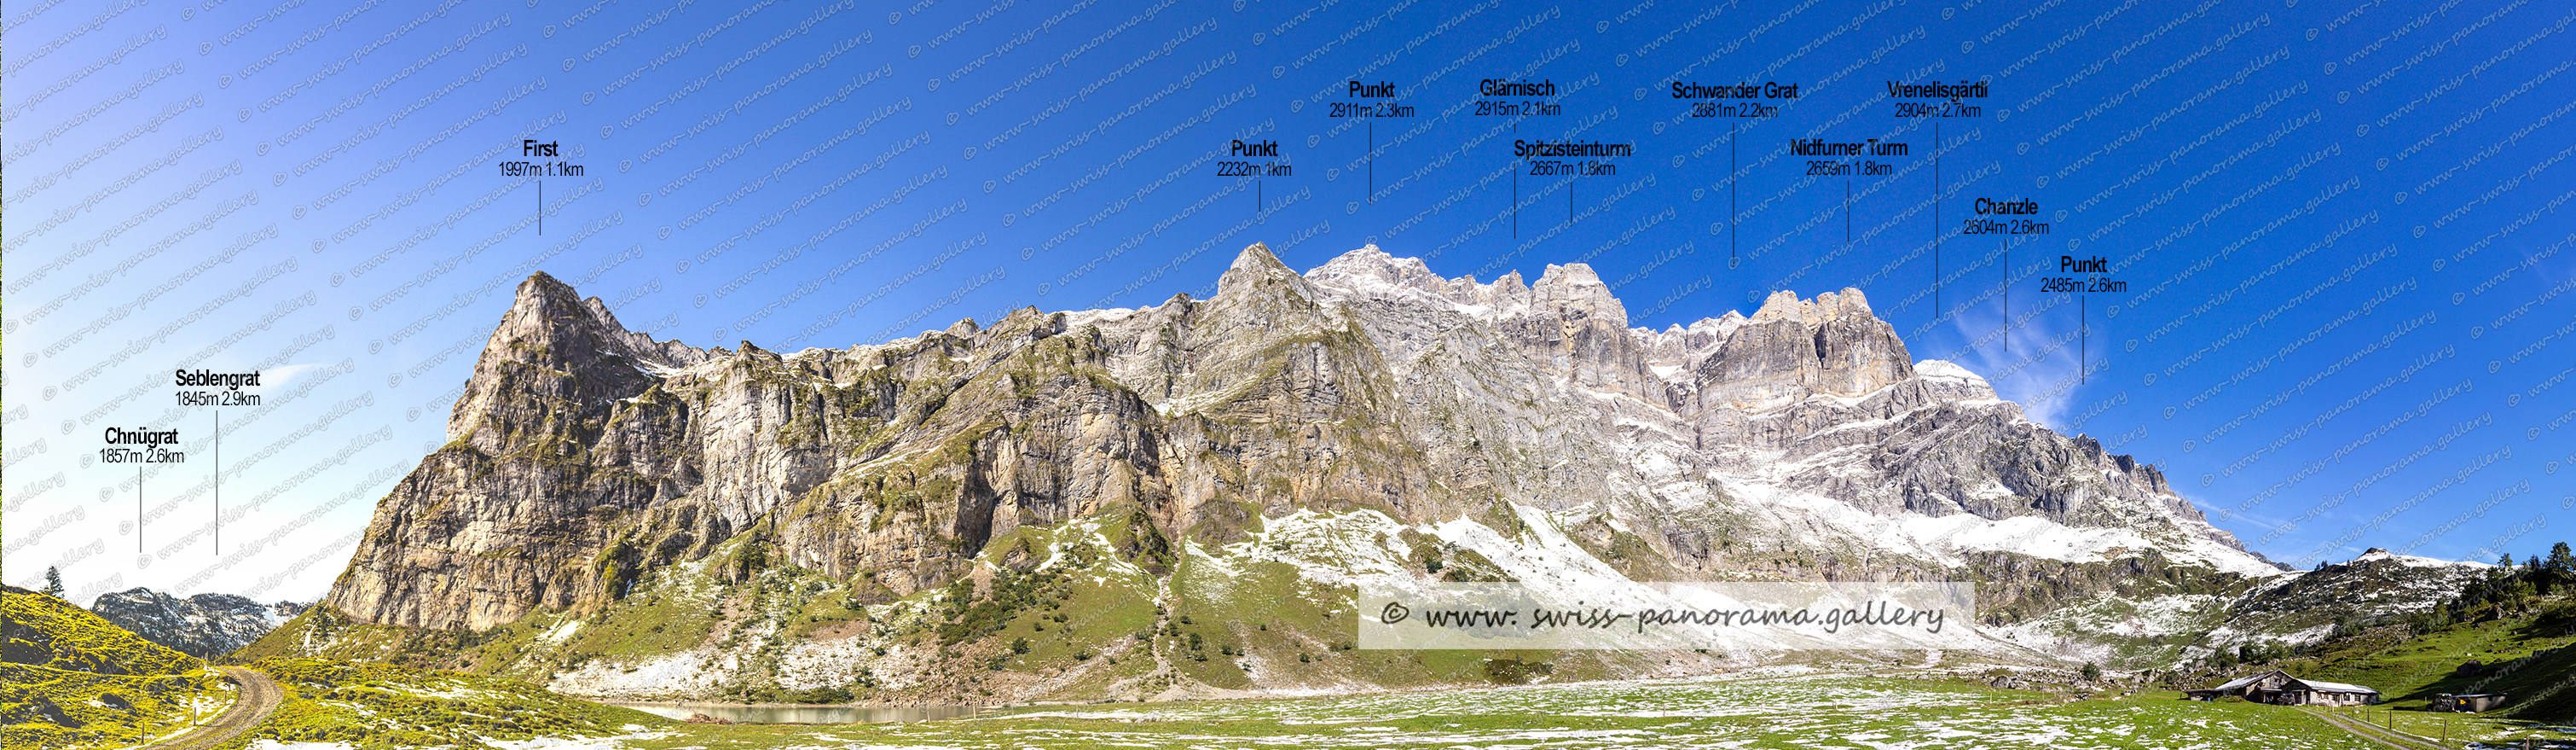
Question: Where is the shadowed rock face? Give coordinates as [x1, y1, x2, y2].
[325, 245, 2265, 633]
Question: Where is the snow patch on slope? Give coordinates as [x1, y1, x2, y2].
[1913, 359, 1982, 381]
[2353, 549, 2494, 568]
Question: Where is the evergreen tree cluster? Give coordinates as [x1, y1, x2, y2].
[2405, 541, 2576, 634]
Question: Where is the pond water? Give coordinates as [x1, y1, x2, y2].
[606, 701, 984, 724]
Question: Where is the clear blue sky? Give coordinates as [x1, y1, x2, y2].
[5, 0, 2570, 603]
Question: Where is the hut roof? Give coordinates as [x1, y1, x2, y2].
[2291, 678, 2377, 695]
[2195, 670, 2280, 693]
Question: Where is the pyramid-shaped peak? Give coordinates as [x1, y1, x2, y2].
[1228, 241, 1288, 274]
[487, 271, 708, 371]
[512, 270, 580, 308]
[1216, 241, 1319, 302]
[498, 272, 628, 340]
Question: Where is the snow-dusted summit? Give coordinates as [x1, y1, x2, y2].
[1300, 244, 2270, 580]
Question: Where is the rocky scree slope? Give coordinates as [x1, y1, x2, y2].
[304, 244, 2298, 697]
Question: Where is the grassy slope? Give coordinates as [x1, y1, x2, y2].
[12, 587, 669, 749]
[4, 585, 201, 675]
[240, 507, 1936, 706]
[2309, 621, 2574, 704]
[2297, 610, 2576, 723]
[3, 585, 233, 748]
[213, 657, 673, 749]
[2203, 591, 2576, 738]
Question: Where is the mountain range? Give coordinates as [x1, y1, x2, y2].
[255, 244, 2480, 701]
[86, 588, 306, 659]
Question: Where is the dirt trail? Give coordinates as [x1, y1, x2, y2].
[2296, 706, 2452, 750]
[140, 666, 283, 750]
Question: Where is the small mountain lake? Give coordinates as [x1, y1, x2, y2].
[605, 701, 984, 724]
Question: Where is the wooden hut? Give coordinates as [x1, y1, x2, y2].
[2185, 669, 2380, 706]
[2185, 669, 2290, 701]
[2278, 677, 2379, 706]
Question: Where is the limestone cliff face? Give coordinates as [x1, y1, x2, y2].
[325, 245, 2268, 636]
[1695, 289, 1913, 412]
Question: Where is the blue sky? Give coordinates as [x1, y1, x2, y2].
[4, 0, 2570, 604]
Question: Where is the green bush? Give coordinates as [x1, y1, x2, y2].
[786, 685, 852, 704]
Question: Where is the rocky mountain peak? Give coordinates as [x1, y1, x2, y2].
[1749, 289, 1809, 322]
[1305, 244, 1459, 308]
[1529, 263, 1626, 328]
[1482, 270, 1531, 311]
[1699, 288, 1913, 410]
[1216, 242, 1321, 305]
[498, 272, 611, 353]
[1747, 287, 1874, 323]
[1223, 241, 1288, 276]
[449, 274, 671, 442]
[1309, 244, 1430, 284]
[1814, 288, 1873, 320]
[333, 276, 716, 631]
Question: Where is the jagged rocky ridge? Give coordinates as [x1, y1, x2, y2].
[309, 243, 2311, 696]
[86, 588, 305, 659]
